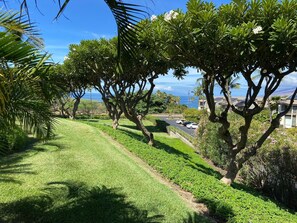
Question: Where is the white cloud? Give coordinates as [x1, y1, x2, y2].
[83, 31, 113, 39]
[281, 72, 297, 86]
[155, 85, 173, 91]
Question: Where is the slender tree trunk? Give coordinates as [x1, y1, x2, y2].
[59, 99, 67, 118]
[71, 98, 81, 119]
[130, 115, 154, 146]
[60, 103, 66, 117]
[112, 118, 119, 130]
[267, 96, 273, 123]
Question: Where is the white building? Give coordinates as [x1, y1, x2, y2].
[278, 94, 297, 128]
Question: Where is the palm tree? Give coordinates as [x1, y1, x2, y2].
[0, 10, 54, 153]
[194, 75, 241, 110]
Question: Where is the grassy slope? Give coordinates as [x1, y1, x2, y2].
[86, 119, 297, 223]
[0, 119, 206, 223]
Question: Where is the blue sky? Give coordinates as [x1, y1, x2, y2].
[2, 0, 296, 96]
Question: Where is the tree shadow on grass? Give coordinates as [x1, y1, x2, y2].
[182, 212, 214, 223]
[120, 129, 221, 179]
[198, 198, 234, 223]
[120, 124, 166, 133]
[0, 136, 65, 184]
[0, 181, 164, 223]
[120, 119, 169, 133]
[80, 119, 100, 123]
[0, 161, 34, 184]
[0, 139, 37, 184]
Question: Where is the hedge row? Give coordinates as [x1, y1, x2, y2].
[145, 116, 169, 132]
[91, 123, 297, 223]
[0, 127, 29, 155]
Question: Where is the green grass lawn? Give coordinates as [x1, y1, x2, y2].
[0, 119, 208, 223]
[85, 119, 297, 223]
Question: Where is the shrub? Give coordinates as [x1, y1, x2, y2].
[166, 104, 187, 114]
[76, 114, 110, 120]
[79, 99, 106, 115]
[196, 113, 297, 210]
[0, 127, 28, 154]
[183, 108, 207, 122]
[241, 128, 297, 211]
[196, 114, 229, 168]
[254, 108, 276, 122]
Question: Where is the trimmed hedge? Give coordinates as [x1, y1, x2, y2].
[0, 127, 29, 155]
[76, 114, 111, 120]
[89, 123, 297, 223]
[145, 116, 169, 132]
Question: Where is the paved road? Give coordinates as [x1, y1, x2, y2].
[158, 116, 196, 136]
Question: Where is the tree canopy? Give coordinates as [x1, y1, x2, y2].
[162, 0, 297, 184]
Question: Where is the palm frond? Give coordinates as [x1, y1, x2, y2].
[15, 0, 147, 58]
[0, 9, 43, 48]
[104, 0, 147, 58]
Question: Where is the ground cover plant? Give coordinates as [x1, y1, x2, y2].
[86, 119, 297, 223]
[0, 119, 203, 223]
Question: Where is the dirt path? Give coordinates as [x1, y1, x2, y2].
[98, 130, 218, 223]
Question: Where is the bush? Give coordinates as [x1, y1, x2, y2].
[254, 108, 276, 122]
[241, 128, 297, 211]
[0, 127, 28, 154]
[76, 114, 110, 120]
[166, 104, 187, 114]
[183, 108, 207, 122]
[196, 113, 297, 210]
[196, 114, 229, 168]
[78, 99, 106, 115]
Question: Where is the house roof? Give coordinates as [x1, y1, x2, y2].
[279, 100, 297, 105]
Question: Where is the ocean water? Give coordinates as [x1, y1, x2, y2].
[82, 92, 199, 109]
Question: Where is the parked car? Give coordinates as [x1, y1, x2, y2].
[176, 119, 185, 124]
[182, 121, 192, 126]
[186, 122, 198, 129]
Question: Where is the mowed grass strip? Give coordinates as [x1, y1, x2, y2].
[0, 119, 205, 223]
[87, 119, 297, 223]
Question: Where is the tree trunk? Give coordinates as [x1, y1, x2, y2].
[112, 118, 119, 130]
[267, 96, 273, 123]
[132, 115, 154, 146]
[221, 158, 239, 185]
[72, 98, 81, 119]
[60, 103, 66, 117]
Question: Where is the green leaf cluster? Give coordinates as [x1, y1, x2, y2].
[0, 10, 55, 153]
